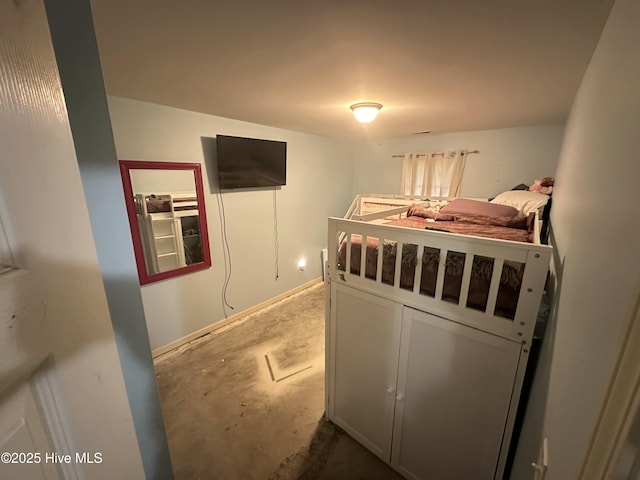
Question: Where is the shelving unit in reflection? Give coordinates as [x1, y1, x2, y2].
[134, 192, 203, 274]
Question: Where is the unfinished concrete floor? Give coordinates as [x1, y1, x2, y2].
[154, 282, 403, 480]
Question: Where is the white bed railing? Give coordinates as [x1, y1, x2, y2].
[327, 216, 552, 343]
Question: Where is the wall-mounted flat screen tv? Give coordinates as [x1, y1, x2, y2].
[216, 135, 287, 189]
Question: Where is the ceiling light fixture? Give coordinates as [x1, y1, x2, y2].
[350, 102, 383, 123]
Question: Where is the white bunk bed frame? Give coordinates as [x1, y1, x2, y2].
[325, 194, 552, 480]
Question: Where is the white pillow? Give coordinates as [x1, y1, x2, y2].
[490, 190, 550, 215]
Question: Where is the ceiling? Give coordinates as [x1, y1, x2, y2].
[90, 0, 614, 140]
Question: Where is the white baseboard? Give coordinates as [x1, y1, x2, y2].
[152, 277, 323, 359]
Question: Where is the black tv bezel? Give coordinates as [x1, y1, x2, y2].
[216, 134, 287, 190]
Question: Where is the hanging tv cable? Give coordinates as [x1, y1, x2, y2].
[273, 188, 280, 281]
[217, 190, 234, 316]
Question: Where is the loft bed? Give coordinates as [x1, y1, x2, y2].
[134, 191, 199, 217]
[325, 192, 553, 480]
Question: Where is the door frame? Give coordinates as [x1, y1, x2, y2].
[0, 190, 16, 267]
[579, 290, 640, 479]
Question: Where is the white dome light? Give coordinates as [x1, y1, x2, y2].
[350, 102, 383, 123]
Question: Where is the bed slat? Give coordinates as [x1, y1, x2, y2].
[413, 245, 424, 295]
[376, 237, 383, 283]
[485, 258, 504, 316]
[434, 249, 448, 301]
[360, 235, 367, 278]
[393, 242, 404, 289]
[458, 253, 474, 308]
[345, 234, 352, 275]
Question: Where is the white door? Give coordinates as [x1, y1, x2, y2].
[0, 267, 64, 480]
[328, 283, 403, 461]
[0, 1, 146, 477]
[392, 306, 521, 480]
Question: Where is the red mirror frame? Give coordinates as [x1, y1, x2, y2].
[119, 160, 211, 285]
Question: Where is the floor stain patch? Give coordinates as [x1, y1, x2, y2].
[264, 353, 314, 383]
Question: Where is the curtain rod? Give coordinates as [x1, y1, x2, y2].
[392, 149, 480, 158]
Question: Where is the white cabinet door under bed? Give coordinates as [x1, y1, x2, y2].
[392, 306, 520, 480]
[328, 283, 522, 480]
[328, 283, 403, 461]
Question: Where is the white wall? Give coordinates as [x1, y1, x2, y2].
[108, 97, 355, 350]
[512, 0, 640, 478]
[352, 124, 565, 198]
[0, 1, 145, 478]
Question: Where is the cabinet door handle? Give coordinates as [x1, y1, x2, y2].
[396, 393, 404, 402]
[531, 462, 547, 480]
[386, 387, 395, 395]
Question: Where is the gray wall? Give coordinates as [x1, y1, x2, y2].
[108, 97, 355, 350]
[352, 124, 565, 198]
[44, 1, 173, 478]
[512, 0, 640, 477]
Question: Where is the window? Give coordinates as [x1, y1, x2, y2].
[401, 150, 467, 198]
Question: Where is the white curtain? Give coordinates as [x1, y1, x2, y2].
[401, 149, 467, 198]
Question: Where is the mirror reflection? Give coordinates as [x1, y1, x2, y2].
[131, 169, 203, 274]
[119, 161, 211, 284]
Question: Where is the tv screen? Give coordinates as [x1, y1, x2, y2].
[216, 135, 287, 189]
